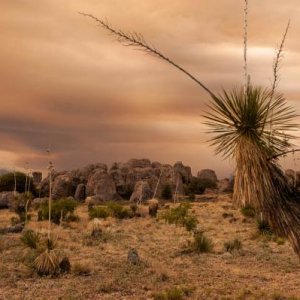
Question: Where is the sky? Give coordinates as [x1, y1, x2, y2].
[1, 0, 300, 178]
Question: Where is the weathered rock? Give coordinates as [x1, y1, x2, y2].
[218, 178, 233, 193]
[173, 161, 192, 183]
[127, 248, 141, 265]
[130, 181, 153, 202]
[197, 169, 218, 184]
[0, 223, 24, 234]
[74, 184, 86, 202]
[85, 195, 104, 207]
[52, 173, 80, 200]
[0, 191, 19, 209]
[148, 198, 159, 217]
[86, 170, 120, 201]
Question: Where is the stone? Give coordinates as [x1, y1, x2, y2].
[0, 191, 19, 209]
[127, 248, 141, 265]
[74, 184, 86, 202]
[52, 173, 80, 200]
[130, 181, 153, 202]
[173, 161, 192, 183]
[127, 158, 151, 169]
[197, 169, 218, 184]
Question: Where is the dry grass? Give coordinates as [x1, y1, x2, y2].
[0, 195, 300, 299]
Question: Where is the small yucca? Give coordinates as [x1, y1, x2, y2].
[20, 230, 40, 249]
[34, 249, 60, 276]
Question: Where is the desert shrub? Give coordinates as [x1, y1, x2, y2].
[21, 230, 40, 249]
[161, 184, 172, 200]
[106, 202, 133, 219]
[224, 238, 243, 253]
[34, 249, 60, 276]
[89, 206, 109, 219]
[256, 217, 272, 236]
[38, 198, 78, 224]
[72, 261, 92, 276]
[240, 206, 256, 218]
[159, 203, 198, 232]
[185, 177, 217, 197]
[274, 237, 285, 245]
[0, 172, 37, 195]
[190, 231, 213, 253]
[130, 203, 138, 214]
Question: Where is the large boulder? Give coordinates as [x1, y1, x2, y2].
[197, 169, 218, 184]
[130, 181, 153, 202]
[52, 173, 80, 200]
[86, 169, 120, 201]
[127, 158, 151, 169]
[173, 161, 192, 183]
[0, 191, 19, 209]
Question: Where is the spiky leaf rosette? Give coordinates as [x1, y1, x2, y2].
[205, 86, 300, 256]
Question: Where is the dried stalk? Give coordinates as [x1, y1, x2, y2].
[243, 0, 249, 96]
[79, 12, 217, 100]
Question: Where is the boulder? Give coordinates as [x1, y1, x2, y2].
[197, 169, 218, 184]
[86, 169, 120, 201]
[0, 191, 19, 209]
[173, 161, 192, 183]
[127, 158, 151, 169]
[52, 173, 80, 200]
[74, 184, 86, 202]
[130, 181, 153, 202]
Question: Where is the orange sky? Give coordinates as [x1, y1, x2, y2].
[1, 0, 300, 178]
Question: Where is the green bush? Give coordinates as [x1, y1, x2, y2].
[159, 203, 198, 232]
[153, 286, 193, 300]
[106, 202, 133, 219]
[38, 198, 78, 224]
[224, 238, 243, 253]
[89, 206, 110, 219]
[161, 184, 172, 200]
[0, 172, 37, 195]
[10, 193, 33, 223]
[190, 231, 213, 253]
[185, 177, 217, 196]
[21, 230, 40, 249]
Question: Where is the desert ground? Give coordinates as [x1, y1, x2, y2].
[0, 194, 300, 300]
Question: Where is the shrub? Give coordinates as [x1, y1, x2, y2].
[10, 193, 33, 223]
[34, 249, 60, 276]
[89, 206, 109, 219]
[190, 231, 213, 253]
[38, 198, 78, 224]
[161, 184, 172, 200]
[224, 238, 243, 253]
[240, 206, 256, 218]
[159, 203, 198, 232]
[106, 202, 133, 219]
[185, 177, 217, 196]
[256, 217, 272, 236]
[0, 172, 37, 195]
[21, 230, 40, 249]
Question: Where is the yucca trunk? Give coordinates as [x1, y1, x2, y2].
[234, 137, 300, 256]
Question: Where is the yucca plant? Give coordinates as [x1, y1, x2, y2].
[34, 249, 60, 276]
[21, 230, 40, 249]
[80, 4, 300, 257]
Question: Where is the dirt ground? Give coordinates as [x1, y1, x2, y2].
[0, 194, 300, 300]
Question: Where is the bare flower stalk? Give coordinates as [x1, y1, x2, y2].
[47, 149, 54, 241]
[79, 12, 217, 100]
[243, 0, 249, 96]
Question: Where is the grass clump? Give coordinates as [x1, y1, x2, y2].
[190, 231, 213, 253]
[21, 230, 40, 249]
[159, 203, 198, 232]
[38, 198, 78, 224]
[106, 202, 133, 219]
[256, 217, 273, 236]
[72, 261, 92, 276]
[89, 206, 110, 219]
[224, 238, 243, 254]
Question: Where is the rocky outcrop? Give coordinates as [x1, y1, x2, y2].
[0, 191, 19, 209]
[197, 169, 218, 184]
[33, 159, 193, 202]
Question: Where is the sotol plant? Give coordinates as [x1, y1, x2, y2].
[80, 2, 300, 257]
